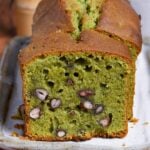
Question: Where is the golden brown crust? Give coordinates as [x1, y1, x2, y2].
[97, 0, 142, 51]
[32, 0, 73, 38]
[19, 30, 132, 66]
[33, 0, 142, 52]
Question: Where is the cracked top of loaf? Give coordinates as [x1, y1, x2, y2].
[19, 0, 142, 65]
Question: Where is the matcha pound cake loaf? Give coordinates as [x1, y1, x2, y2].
[19, 0, 142, 141]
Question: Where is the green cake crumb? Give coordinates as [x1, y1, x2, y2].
[64, 0, 105, 38]
[24, 53, 130, 137]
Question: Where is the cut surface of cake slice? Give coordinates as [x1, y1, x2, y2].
[19, 31, 132, 140]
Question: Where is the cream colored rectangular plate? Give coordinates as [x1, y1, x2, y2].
[0, 37, 150, 150]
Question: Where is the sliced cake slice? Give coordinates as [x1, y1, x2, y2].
[19, 31, 132, 140]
